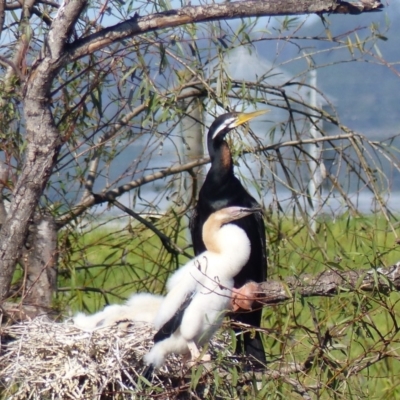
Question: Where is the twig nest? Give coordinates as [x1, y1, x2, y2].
[0, 316, 184, 399]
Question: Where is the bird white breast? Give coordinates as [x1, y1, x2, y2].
[179, 280, 232, 344]
[186, 224, 252, 343]
[213, 224, 252, 278]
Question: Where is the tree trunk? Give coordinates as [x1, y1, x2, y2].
[0, 133, 61, 300]
[179, 78, 205, 205]
[0, 0, 87, 301]
[20, 213, 58, 315]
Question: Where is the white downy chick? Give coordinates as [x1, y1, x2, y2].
[73, 293, 164, 331]
[144, 206, 260, 368]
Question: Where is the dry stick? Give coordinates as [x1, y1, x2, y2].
[2, 260, 398, 397]
[204, 261, 400, 310]
[185, 265, 397, 399]
[241, 81, 396, 215]
[111, 199, 192, 259]
[254, 262, 400, 305]
[184, 357, 314, 399]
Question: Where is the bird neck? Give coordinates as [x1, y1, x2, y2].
[208, 139, 233, 178]
[202, 223, 251, 275]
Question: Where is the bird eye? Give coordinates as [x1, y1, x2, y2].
[211, 117, 239, 139]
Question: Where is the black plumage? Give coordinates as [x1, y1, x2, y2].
[190, 110, 267, 366]
[153, 291, 195, 343]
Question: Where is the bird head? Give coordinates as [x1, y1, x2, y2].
[202, 206, 263, 265]
[214, 206, 263, 225]
[209, 110, 268, 141]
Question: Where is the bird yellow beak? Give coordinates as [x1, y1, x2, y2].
[233, 110, 269, 127]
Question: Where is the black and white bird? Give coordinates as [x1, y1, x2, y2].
[190, 110, 268, 365]
[73, 293, 164, 331]
[144, 206, 260, 369]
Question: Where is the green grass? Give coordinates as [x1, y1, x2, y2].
[55, 211, 400, 399]
[57, 213, 191, 313]
[259, 213, 400, 399]
[58, 212, 400, 311]
[268, 212, 400, 276]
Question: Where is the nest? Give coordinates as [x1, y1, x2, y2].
[0, 316, 208, 399]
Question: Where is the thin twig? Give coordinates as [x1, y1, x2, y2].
[111, 199, 192, 259]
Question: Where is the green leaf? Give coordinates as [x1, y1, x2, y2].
[190, 364, 204, 389]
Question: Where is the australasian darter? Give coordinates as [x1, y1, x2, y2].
[73, 293, 164, 331]
[190, 110, 268, 366]
[144, 206, 260, 370]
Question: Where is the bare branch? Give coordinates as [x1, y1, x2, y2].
[0, 55, 26, 83]
[4, 2, 23, 10]
[0, 161, 9, 225]
[2, 0, 35, 88]
[56, 133, 359, 227]
[37, 0, 59, 8]
[57, 157, 210, 227]
[111, 199, 192, 259]
[81, 87, 205, 199]
[256, 262, 400, 305]
[66, 0, 383, 62]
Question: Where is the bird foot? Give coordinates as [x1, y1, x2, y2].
[185, 353, 212, 368]
[231, 281, 260, 312]
[184, 341, 211, 367]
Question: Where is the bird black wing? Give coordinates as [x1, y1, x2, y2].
[255, 208, 267, 282]
[191, 174, 267, 283]
[191, 173, 267, 366]
[189, 207, 207, 255]
[154, 291, 195, 343]
[231, 203, 267, 286]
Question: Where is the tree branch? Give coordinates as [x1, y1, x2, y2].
[66, 0, 383, 62]
[111, 199, 192, 259]
[56, 133, 358, 228]
[0, 0, 89, 300]
[0, 0, 5, 38]
[79, 87, 205, 200]
[0, 55, 26, 83]
[256, 262, 400, 305]
[56, 157, 210, 227]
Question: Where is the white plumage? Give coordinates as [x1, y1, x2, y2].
[73, 293, 164, 331]
[144, 206, 259, 368]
